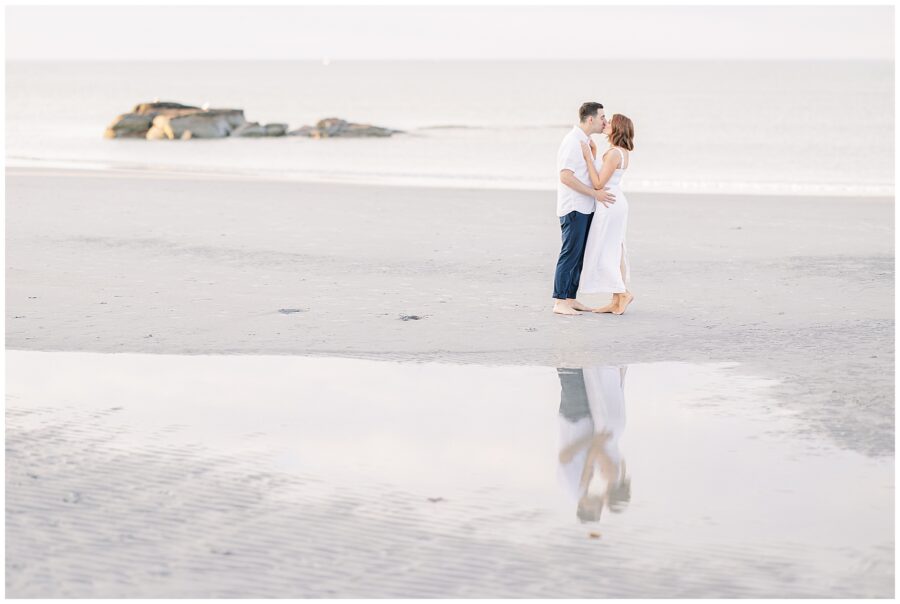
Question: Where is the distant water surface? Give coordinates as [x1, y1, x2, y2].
[6, 60, 894, 196]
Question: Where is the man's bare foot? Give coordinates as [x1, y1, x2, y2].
[612, 292, 634, 315]
[553, 301, 581, 316]
[569, 299, 590, 312]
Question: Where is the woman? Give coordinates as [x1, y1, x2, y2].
[577, 114, 635, 315]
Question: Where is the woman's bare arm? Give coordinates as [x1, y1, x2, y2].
[581, 142, 619, 190]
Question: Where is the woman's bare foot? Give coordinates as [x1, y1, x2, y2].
[612, 292, 634, 315]
[592, 295, 618, 313]
[553, 300, 581, 316]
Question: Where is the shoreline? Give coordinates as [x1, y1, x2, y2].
[6, 164, 894, 199]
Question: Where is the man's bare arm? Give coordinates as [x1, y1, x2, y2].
[560, 170, 616, 205]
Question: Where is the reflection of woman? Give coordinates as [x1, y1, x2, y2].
[557, 365, 630, 522]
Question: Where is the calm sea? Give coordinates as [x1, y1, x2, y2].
[6, 60, 894, 196]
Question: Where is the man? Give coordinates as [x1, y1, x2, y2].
[552, 102, 616, 316]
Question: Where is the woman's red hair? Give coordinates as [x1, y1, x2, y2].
[609, 114, 634, 151]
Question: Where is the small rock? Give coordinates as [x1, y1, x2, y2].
[399, 314, 424, 321]
[153, 112, 233, 139]
[232, 122, 268, 137]
[588, 532, 601, 539]
[63, 491, 82, 504]
[290, 117, 401, 138]
[144, 334, 153, 338]
[133, 101, 200, 115]
[278, 308, 303, 314]
[264, 123, 288, 136]
[287, 125, 316, 137]
[104, 112, 155, 139]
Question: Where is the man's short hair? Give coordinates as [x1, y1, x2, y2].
[579, 102, 604, 122]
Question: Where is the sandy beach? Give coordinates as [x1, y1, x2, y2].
[6, 167, 894, 453]
[5, 167, 895, 597]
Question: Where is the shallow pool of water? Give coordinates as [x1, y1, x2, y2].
[6, 351, 893, 597]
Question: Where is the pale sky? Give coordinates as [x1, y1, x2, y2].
[5, 5, 894, 61]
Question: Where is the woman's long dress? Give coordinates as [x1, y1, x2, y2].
[579, 147, 630, 294]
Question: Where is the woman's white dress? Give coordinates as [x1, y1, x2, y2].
[579, 147, 630, 294]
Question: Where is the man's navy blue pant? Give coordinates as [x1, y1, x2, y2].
[553, 210, 594, 300]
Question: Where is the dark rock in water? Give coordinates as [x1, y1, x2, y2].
[133, 101, 200, 115]
[107, 101, 250, 139]
[113, 103, 202, 139]
[232, 122, 267, 137]
[203, 109, 248, 129]
[148, 113, 234, 140]
[316, 118, 350, 137]
[286, 125, 316, 137]
[106, 102, 398, 140]
[233, 123, 262, 137]
[399, 314, 424, 321]
[104, 112, 154, 139]
[315, 117, 398, 138]
[289, 117, 401, 138]
[231, 122, 286, 137]
[264, 123, 288, 136]
[278, 308, 304, 314]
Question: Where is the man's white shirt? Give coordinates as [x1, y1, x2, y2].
[556, 125, 596, 217]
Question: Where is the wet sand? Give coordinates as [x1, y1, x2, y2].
[6, 352, 893, 598]
[6, 168, 894, 456]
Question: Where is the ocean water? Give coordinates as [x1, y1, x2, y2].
[6, 60, 894, 196]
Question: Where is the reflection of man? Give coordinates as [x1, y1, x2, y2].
[556, 366, 631, 523]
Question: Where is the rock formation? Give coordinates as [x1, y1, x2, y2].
[288, 118, 400, 138]
[105, 102, 399, 140]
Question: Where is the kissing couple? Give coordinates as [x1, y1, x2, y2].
[552, 102, 635, 316]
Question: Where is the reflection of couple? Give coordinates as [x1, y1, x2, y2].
[557, 366, 630, 523]
[553, 102, 635, 316]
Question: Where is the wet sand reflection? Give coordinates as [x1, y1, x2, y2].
[557, 366, 631, 523]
